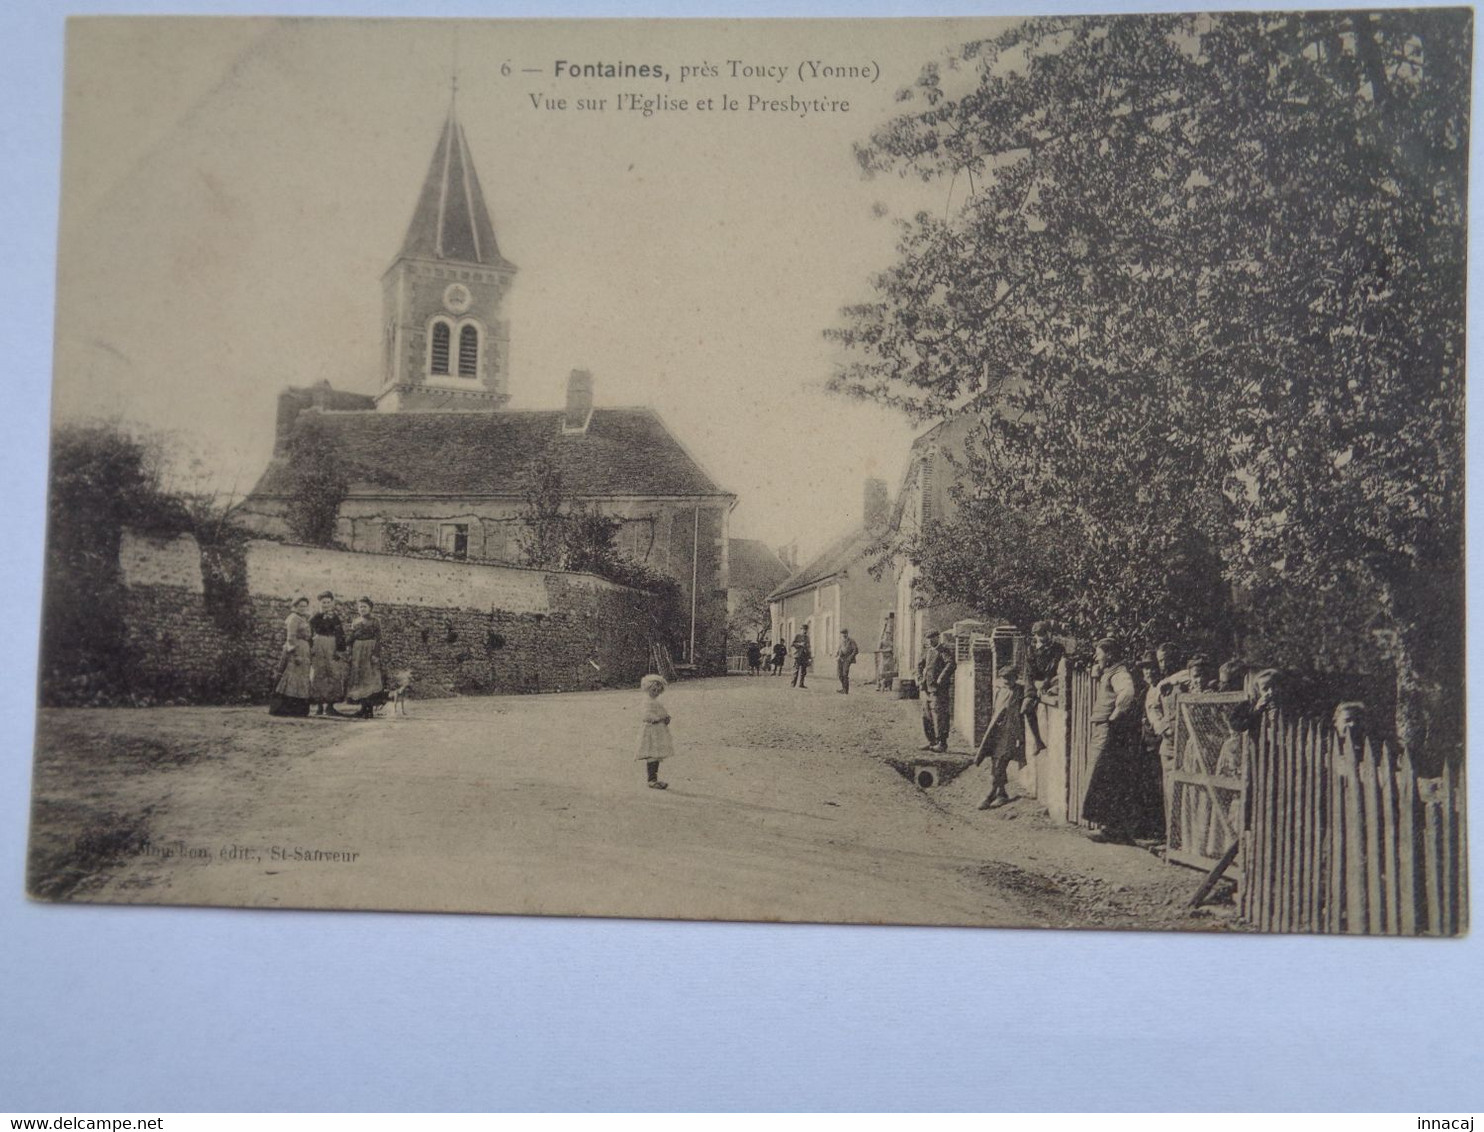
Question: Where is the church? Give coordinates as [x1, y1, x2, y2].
[239, 102, 736, 671]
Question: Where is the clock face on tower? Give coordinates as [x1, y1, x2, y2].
[442, 282, 472, 314]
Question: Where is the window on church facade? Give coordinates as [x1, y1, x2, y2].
[458, 324, 479, 376]
[430, 321, 451, 375]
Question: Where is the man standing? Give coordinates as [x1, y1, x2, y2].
[771, 639, 788, 676]
[919, 630, 956, 752]
[791, 627, 812, 689]
[975, 667, 1026, 809]
[835, 629, 860, 694]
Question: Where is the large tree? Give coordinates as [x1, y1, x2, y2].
[829, 12, 1468, 763]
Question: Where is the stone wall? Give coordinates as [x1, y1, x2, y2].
[237, 495, 730, 674]
[116, 530, 665, 703]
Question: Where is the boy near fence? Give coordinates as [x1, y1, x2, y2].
[637, 674, 676, 790]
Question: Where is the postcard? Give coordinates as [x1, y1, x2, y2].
[28, 13, 1468, 933]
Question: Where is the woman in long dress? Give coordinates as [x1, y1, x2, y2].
[268, 596, 313, 717]
[308, 590, 347, 716]
[344, 597, 384, 719]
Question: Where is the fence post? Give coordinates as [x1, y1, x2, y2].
[1422, 774, 1444, 936]
[1456, 765, 1470, 935]
[1440, 766, 1457, 936]
[1398, 748, 1418, 936]
[1342, 740, 1366, 933]
[1360, 739, 1384, 935]
[1304, 719, 1321, 932]
[1380, 743, 1401, 935]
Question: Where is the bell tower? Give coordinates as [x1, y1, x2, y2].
[376, 96, 515, 412]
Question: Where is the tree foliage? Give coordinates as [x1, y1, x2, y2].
[42, 423, 192, 703]
[726, 587, 773, 648]
[516, 458, 688, 646]
[283, 416, 350, 546]
[829, 12, 1468, 762]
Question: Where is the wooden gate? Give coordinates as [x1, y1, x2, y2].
[1167, 691, 1248, 875]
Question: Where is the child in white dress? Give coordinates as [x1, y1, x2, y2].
[636, 674, 674, 789]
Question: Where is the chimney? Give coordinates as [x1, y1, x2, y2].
[863, 477, 890, 530]
[564, 369, 594, 433]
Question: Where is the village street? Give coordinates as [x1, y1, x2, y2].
[33, 677, 1217, 930]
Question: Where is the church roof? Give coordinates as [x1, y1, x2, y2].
[398, 110, 512, 269]
[249, 408, 731, 501]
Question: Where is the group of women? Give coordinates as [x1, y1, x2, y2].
[268, 591, 384, 719]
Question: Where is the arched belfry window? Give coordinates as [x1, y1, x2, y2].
[430, 321, 451, 375]
[458, 324, 480, 377]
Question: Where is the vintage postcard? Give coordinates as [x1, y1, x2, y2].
[28, 13, 1468, 933]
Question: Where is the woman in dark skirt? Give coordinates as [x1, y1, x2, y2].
[1081, 638, 1164, 843]
[268, 596, 313, 717]
[308, 590, 348, 716]
[344, 597, 384, 719]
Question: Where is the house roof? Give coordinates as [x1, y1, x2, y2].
[728, 538, 789, 594]
[887, 413, 979, 531]
[248, 407, 732, 500]
[768, 526, 882, 602]
[398, 109, 513, 271]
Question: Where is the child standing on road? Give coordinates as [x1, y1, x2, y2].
[637, 674, 675, 790]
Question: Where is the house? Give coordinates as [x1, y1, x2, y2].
[886, 415, 983, 686]
[238, 102, 735, 671]
[767, 479, 897, 682]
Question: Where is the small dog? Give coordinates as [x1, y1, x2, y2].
[356, 669, 413, 718]
[387, 669, 413, 717]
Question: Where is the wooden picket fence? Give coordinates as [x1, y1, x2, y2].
[1242, 712, 1467, 935]
[1054, 665, 1466, 935]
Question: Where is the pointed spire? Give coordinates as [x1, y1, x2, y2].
[399, 107, 508, 268]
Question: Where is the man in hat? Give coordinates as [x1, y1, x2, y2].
[919, 630, 956, 752]
[835, 628, 860, 694]
[791, 626, 812, 688]
[976, 666, 1026, 809]
[1021, 620, 1065, 754]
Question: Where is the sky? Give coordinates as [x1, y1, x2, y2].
[52, 17, 1014, 560]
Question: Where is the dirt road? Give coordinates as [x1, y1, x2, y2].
[31, 677, 1226, 930]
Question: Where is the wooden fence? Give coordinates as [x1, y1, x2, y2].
[1242, 713, 1467, 936]
[1052, 664, 1466, 935]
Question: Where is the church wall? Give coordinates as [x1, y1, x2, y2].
[105, 529, 667, 704]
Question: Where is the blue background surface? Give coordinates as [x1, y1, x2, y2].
[2, 0, 1480, 1112]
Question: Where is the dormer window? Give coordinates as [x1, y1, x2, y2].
[458, 324, 479, 376]
[430, 320, 452, 375]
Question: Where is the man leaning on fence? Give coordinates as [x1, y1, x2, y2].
[1022, 620, 1064, 754]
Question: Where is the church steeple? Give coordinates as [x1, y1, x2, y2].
[399, 106, 510, 270]
[376, 101, 516, 413]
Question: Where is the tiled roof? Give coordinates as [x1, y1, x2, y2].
[768, 526, 882, 601]
[399, 110, 512, 270]
[249, 408, 731, 500]
[728, 538, 789, 593]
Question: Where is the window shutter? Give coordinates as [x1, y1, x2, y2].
[431, 322, 451, 374]
[458, 325, 479, 376]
